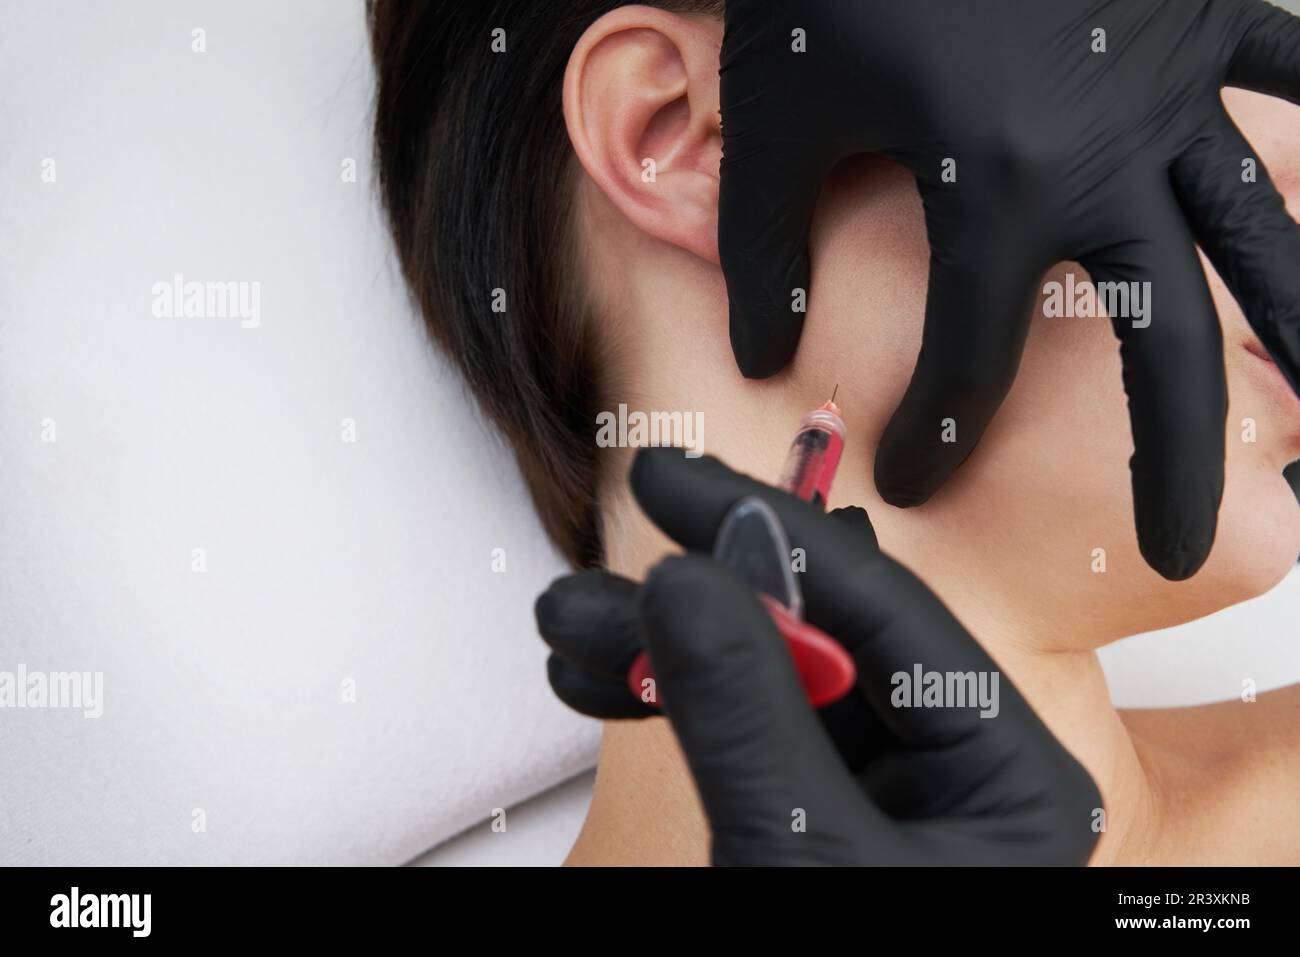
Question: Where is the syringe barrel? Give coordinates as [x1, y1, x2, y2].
[624, 400, 856, 710]
[777, 404, 846, 509]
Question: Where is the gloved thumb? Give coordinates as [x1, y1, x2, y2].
[640, 554, 883, 864]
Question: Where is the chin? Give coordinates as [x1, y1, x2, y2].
[1104, 465, 1300, 641]
[1201, 465, 1300, 611]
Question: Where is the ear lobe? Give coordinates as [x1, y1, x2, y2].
[564, 7, 722, 264]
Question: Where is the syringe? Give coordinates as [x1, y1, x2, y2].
[626, 394, 857, 709]
[777, 397, 846, 509]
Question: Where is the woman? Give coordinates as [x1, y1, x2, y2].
[368, 1, 1300, 864]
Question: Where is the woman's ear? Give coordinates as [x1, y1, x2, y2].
[564, 6, 722, 264]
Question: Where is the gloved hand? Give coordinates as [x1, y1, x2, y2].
[535, 448, 1103, 866]
[718, 0, 1300, 580]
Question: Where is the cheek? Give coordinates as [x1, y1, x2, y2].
[800, 156, 931, 406]
[1210, 461, 1300, 600]
[986, 263, 1138, 551]
[1214, 350, 1300, 597]
[988, 266, 1299, 625]
[810, 148, 1298, 633]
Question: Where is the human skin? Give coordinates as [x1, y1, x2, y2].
[556, 8, 1300, 865]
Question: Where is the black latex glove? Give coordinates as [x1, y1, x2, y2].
[718, 0, 1300, 580]
[535, 448, 1102, 866]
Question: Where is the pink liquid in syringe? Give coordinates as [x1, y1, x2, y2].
[777, 400, 846, 509]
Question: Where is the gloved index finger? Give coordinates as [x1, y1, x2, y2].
[628, 446, 872, 571]
[628, 448, 1028, 743]
[628, 449, 908, 648]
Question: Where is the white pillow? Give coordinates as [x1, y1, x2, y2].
[0, 0, 598, 865]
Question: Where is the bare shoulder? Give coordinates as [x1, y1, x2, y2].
[1119, 686, 1300, 864]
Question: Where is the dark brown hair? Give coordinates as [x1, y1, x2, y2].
[367, 0, 723, 567]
